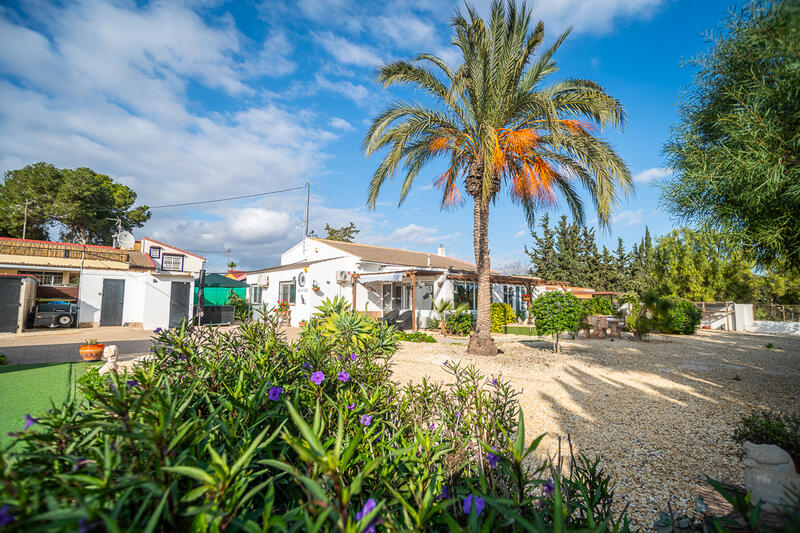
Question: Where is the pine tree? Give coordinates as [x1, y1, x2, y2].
[581, 226, 601, 288]
[553, 216, 582, 284]
[613, 238, 628, 291]
[599, 246, 614, 290]
[524, 214, 558, 280]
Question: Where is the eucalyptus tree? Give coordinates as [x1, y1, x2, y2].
[364, 1, 632, 355]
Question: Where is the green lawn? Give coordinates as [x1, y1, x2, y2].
[0, 362, 93, 447]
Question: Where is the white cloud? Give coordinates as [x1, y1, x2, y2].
[243, 30, 297, 78]
[613, 209, 645, 226]
[367, 223, 460, 250]
[371, 14, 438, 50]
[514, 229, 526, 238]
[315, 74, 372, 105]
[314, 31, 383, 67]
[329, 117, 354, 130]
[633, 166, 673, 183]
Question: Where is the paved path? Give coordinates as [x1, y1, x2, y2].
[0, 327, 155, 365]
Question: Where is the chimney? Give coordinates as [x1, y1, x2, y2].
[427, 255, 431, 266]
[437, 243, 446, 257]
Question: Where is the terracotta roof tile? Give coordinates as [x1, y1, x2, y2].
[311, 238, 476, 271]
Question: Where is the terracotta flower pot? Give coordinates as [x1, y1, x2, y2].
[79, 343, 105, 361]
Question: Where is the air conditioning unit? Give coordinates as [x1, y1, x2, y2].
[335, 270, 352, 283]
[257, 273, 270, 287]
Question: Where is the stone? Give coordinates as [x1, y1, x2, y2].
[743, 441, 800, 507]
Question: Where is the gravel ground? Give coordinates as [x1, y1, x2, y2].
[389, 329, 800, 529]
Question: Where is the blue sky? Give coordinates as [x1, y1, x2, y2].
[0, 0, 741, 271]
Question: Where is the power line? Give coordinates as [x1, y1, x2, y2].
[148, 185, 306, 209]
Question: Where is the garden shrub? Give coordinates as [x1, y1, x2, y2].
[0, 307, 631, 531]
[445, 309, 474, 335]
[0, 353, 6, 365]
[733, 410, 800, 465]
[396, 330, 436, 343]
[656, 296, 702, 334]
[582, 297, 614, 317]
[531, 291, 582, 352]
[426, 317, 439, 330]
[490, 302, 516, 333]
[226, 290, 252, 320]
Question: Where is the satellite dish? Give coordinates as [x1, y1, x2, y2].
[117, 231, 135, 249]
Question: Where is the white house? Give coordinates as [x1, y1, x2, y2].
[137, 237, 206, 276]
[77, 239, 206, 330]
[245, 237, 595, 329]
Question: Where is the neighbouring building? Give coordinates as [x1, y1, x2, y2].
[0, 235, 206, 331]
[245, 237, 596, 329]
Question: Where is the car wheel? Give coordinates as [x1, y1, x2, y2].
[56, 313, 74, 327]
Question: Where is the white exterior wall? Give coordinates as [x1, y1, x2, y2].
[78, 269, 194, 330]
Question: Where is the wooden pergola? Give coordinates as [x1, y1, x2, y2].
[351, 269, 548, 331]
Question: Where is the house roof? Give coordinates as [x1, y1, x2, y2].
[0, 237, 155, 271]
[139, 237, 207, 261]
[311, 238, 477, 272]
[248, 258, 339, 274]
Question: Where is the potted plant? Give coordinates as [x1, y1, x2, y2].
[298, 319, 307, 327]
[312, 281, 320, 292]
[79, 338, 105, 361]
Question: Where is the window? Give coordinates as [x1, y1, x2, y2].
[503, 285, 515, 306]
[18, 270, 64, 286]
[251, 286, 263, 304]
[279, 281, 296, 305]
[162, 254, 183, 271]
[149, 246, 161, 258]
[453, 282, 476, 310]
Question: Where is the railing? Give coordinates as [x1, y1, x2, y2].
[753, 304, 800, 323]
[0, 241, 129, 263]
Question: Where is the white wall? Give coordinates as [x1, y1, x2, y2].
[78, 269, 194, 330]
[735, 303, 754, 332]
[140, 238, 206, 276]
[747, 321, 800, 336]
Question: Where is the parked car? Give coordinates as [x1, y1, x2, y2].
[32, 300, 77, 328]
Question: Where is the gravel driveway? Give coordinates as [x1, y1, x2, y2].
[389, 329, 800, 528]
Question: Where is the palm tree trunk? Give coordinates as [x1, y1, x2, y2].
[467, 191, 498, 356]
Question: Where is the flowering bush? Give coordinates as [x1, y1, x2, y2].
[0, 307, 631, 531]
[276, 300, 290, 313]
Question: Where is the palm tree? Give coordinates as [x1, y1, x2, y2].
[364, 1, 632, 355]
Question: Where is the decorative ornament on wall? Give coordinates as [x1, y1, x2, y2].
[298, 272, 306, 287]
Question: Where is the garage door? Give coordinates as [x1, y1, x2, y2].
[0, 278, 21, 333]
[169, 281, 190, 328]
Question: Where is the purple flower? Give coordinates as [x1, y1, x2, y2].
[347, 403, 355, 410]
[541, 478, 554, 497]
[303, 362, 311, 369]
[360, 414, 373, 426]
[126, 380, 139, 388]
[355, 498, 378, 531]
[23, 414, 38, 430]
[350, 352, 358, 361]
[463, 494, 485, 516]
[268, 386, 284, 401]
[154, 327, 162, 334]
[491, 378, 498, 387]
[443, 360, 449, 366]
[310, 371, 325, 385]
[437, 485, 449, 500]
[486, 449, 499, 468]
[429, 423, 436, 430]
[0, 505, 15, 527]
[337, 371, 350, 382]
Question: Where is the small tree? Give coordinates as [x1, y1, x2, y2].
[324, 222, 359, 242]
[530, 291, 582, 352]
[432, 299, 454, 336]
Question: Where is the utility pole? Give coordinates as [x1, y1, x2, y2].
[305, 181, 310, 237]
[22, 199, 29, 239]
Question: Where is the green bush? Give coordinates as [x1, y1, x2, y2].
[426, 317, 439, 330]
[582, 297, 614, 317]
[0, 353, 6, 366]
[733, 410, 800, 465]
[445, 309, 474, 335]
[226, 290, 252, 320]
[397, 330, 436, 343]
[0, 313, 630, 531]
[490, 302, 516, 332]
[75, 366, 106, 400]
[530, 291, 582, 352]
[656, 296, 702, 334]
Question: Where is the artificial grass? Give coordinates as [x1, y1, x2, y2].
[0, 362, 92, 447]
[503, 325, 538, 336]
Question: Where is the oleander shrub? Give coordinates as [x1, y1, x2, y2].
[733, 410, 800, 465]
[0, 306, 630, 531]
[397, 330, 436, 343]
[490, 302, 516, 333]
[531, 291, 582, 352]
[656, 296, 702, 335]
